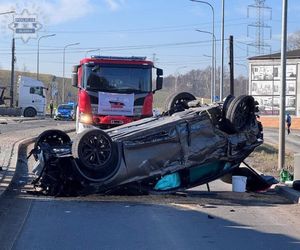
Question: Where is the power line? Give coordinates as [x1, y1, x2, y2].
[0, 39, 223, 55]
[40, 18, 249, 34]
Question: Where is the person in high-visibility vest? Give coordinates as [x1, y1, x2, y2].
[50, 100, 54, 118]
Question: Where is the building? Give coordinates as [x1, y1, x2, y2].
[248, 49, 300, 116]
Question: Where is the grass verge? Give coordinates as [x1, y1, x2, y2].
[245, 143, 294, 178]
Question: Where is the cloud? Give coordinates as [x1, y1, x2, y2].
[42, 0, 94, 24]
[104, 0, 125, 11]
[0, 0, 94, 25]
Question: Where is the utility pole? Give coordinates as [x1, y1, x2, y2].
[10, 38, 15, 107]
[278, 0, 288, 171]
[229, 35, 234, 96]
[1, 10, 16, 107]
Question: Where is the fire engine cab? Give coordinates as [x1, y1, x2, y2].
[72, 56, 163, 133]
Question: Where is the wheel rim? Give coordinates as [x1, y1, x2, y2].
[171, 95, 195, 110]
[80, 133, 112, 170]
[232, 99, 252, 130]
[25, 108, 35, 117]
[173, 98, 187, 108]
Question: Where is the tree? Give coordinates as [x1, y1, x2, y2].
[288, 31, 300, 50]
[161, 66, 249, 103]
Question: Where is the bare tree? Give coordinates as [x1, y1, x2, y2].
[288, 31, 300, 50]
[162, 66, 248, 102]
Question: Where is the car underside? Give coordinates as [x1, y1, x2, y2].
[28, 93, 275, 196]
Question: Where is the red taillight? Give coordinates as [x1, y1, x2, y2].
[78, 90, 92, 114]
[141, 93, 153, 116]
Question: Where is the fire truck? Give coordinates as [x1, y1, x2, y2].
[72, 56, 163, 133]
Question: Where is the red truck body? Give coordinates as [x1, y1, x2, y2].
[72, 56, 163, 133]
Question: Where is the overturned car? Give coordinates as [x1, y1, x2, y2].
[29, 93, 272, 196]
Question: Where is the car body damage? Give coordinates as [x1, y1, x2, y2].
[28, 94, 273, 196]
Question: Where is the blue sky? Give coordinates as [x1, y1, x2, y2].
[0, 0, 299, 79]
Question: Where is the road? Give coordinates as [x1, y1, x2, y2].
[0, 117, 73, 134]
[264, 128, 300, 153]
[0, 137, 300, 250]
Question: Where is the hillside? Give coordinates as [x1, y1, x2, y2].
[0, 70, 77, 107]
[0, 67, 248, 110]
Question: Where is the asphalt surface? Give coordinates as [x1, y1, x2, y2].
[7, 199, 300, 250]
[0, 117, 72, 134]
[264, 128, 300, 153]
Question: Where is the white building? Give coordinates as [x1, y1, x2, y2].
[248, 49, 300, 116]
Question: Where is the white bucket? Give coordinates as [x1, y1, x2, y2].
[232, 175, 247, 192]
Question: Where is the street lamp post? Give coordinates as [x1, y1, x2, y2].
[37, 34, 56, 80]
[196, 29, 215, 102]
[190, 0, 215, 101]
[85, 49, 100, 57]
[62, 42, 80, 103]
[278, 0, 288, 171]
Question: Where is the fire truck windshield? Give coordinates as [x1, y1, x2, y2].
[84, 65, 152, 93]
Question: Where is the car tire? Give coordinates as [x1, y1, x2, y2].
[23, 107, 37, 117]
[165, 92, 196, 115]
[220, 95, 236, 133]
[225, 95, 255, 132]
[35, 129, 71, 148]
[293, 180, 300, 191]
[33, 129, 71, 160]
[72, 129, 119, 181]
[222, 94, 235, 119]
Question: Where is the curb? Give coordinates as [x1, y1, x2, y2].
[0, 137, 35, 198]
[0, 128, 75, 198]
[275, 184, 300, 204]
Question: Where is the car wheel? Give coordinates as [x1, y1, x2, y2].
[23, 107, 37, 117]
[222, 94, 235, 119]
[293, 180, 300, 191]
[165, 92, 196, 115]
[33, 129, 71, 160]
[225, 95, 255, 132]
[72, 129, 119, 181]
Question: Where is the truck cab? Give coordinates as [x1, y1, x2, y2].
[18, 76, 47, 117]
[72, 56, 163, 133]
